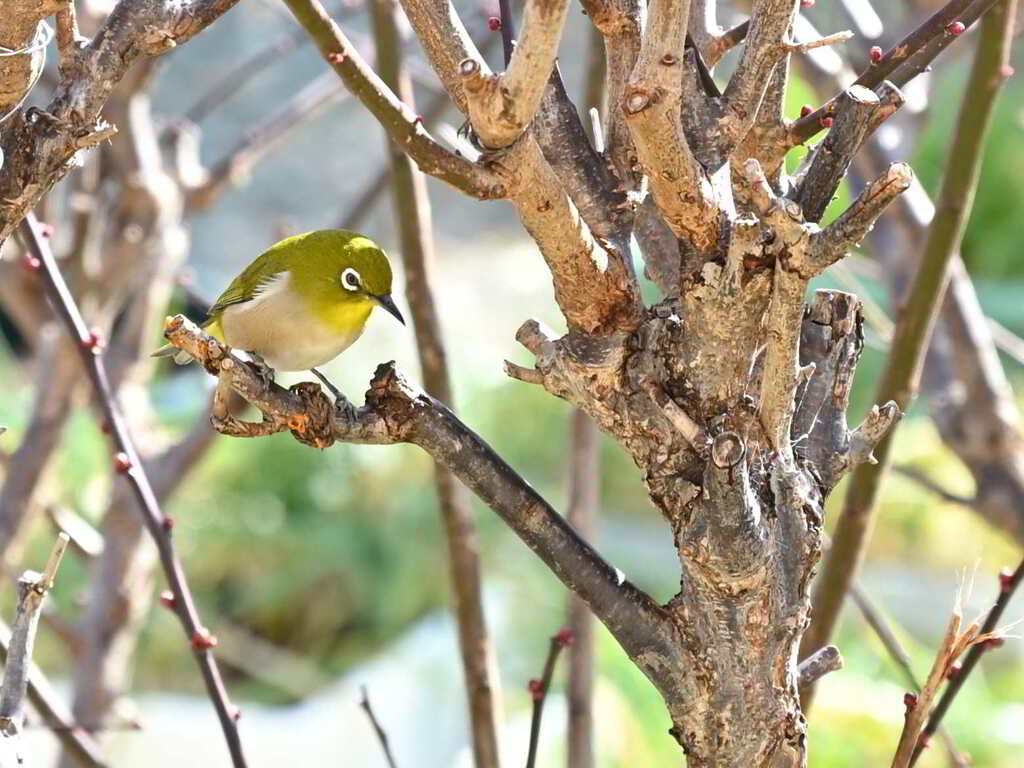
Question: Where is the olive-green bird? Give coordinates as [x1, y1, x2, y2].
[155, 230, 404, 388]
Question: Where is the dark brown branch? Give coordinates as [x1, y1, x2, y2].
[525, 630, 570, 768]
[801, 0, 1016, 710]
[359, 686, 399, 768]
[794, 85, 880, 223]
[790, 0, 1000, 145]
[18, 215, 248, 768]
[371, 2, 501, 765]
[911, 559, 1024, 765]
[163, 316, 677, 672]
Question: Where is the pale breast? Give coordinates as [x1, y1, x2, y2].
[219, 272, 365, 371]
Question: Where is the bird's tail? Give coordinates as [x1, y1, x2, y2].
[151, 319, 223, 364]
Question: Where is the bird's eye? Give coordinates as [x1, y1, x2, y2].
[341, 267, 361, 292]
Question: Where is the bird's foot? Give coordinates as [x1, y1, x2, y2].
[247, 353, 276, 390]
[310, 367, 357, 421]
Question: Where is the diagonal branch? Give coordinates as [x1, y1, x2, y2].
[281, 0, 506, 200]
[18, 215, 248, 768]
[789, 0, 1000, 146]
[163, 315, 677, 670]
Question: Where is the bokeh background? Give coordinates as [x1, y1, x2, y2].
[0, 0, 1022, 766]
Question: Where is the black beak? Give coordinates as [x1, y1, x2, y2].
[373, 294, 406, 325]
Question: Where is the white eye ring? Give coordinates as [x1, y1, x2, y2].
[341, 267, 361, 292]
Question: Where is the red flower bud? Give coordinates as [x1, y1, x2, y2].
[327, 51, 346, 64]
[998, 567, 1014, 592]
[161, 516, 175, 532]
[527, 679, 545, 701]
[945, 21, 965, 36]
[159, 590, 176, 609]
[800, 0, 815, 6]
[799, 104, 813, 118]
[191, 629, 218, 650]
[820, 116, 834, 128]
[903, 692, 917, 713]
[488, 16, 501, 31]
[870, 46, 883, 64]
[113, 452, 133, 473]
[984, 636, 1005, 650]
[1000, 65, 1015, 79]
[39, 223, 54, 238]
[554, 627, 575, 648]
[21, 255, 41, 272]
[81, 329, 105, 351]
[945, 661, 961, 680]
[230, 706, 242, 721]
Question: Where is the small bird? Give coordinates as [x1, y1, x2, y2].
[154, 229, 405, 394]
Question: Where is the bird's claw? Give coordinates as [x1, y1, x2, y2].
[247, 353, 276, 390]
[310, 367, 356, 420]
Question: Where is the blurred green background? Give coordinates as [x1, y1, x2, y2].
[1, 1, 1022, 766]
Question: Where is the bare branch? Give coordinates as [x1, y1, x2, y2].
[461, 0, 570, 149]
[0, 533, 69, 763]
[581, 0, 643, 188]
[565, 411, 597, 768]
[790, 0, 1000, 145]
[398, 0, 482, 113]
[796, 645, 843, 687]
[359, 686, 399, 768]
[794, 85, 880, 223]
[0, 618, 107, 767]
[525, 630, 571, 768]
[720, 0, 799, 152]
[281, 0, 506, 200]
[809, 163, 913, 271]
[911, 559, 1024, 765]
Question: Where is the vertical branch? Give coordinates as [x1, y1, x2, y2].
[370, 3, 503, 767]
[800, 0, 1017, 708]
[565, 411, 598, 768]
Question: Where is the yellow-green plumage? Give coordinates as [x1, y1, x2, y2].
[155, 230, 404, 371]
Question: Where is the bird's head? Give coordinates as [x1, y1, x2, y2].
[295, 230, 405, 325]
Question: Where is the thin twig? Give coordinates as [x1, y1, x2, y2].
[17, 214, 247, 768]
[790, 0, 1000, 145]
[359, 686, 398, 768]
[498, 0, 514, 66]
[526, 630, 571, 768]
[801, 0, 1016, 711]
[910, 558, 1024, 765]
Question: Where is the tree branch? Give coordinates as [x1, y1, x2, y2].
[796, 645, 842, 687]
[163, 315, 678, 670]
[461, 0, 570, 149]
[18, 215, 248, 768]
[801, 0, 1016, 709]
[281, 0, 506, 200]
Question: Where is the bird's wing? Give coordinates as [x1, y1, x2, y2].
[207, 248, 290, 318]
